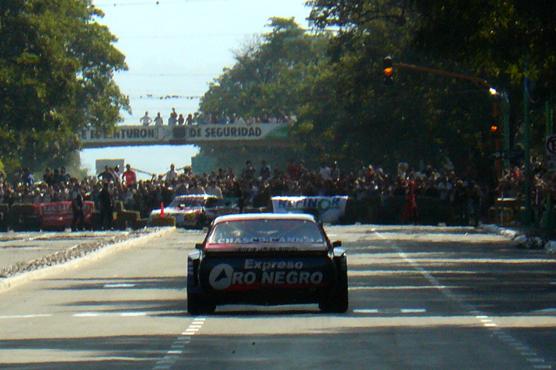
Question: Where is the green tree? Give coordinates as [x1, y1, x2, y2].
[0, 0, 128, 173]
[198, 17, 329, 171]
[412, 0, 556, 157]
[304, 0, 496, 174]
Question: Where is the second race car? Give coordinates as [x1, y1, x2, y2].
[149, 194, 239, 228]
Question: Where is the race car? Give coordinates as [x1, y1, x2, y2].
[187, 213, 348, 314]
[149, 194, 238, 228]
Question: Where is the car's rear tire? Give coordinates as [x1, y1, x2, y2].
[187, 292, 216, 315]
[319, 257, 348, 313]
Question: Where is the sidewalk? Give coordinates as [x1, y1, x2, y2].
[0, 229, 172, 281]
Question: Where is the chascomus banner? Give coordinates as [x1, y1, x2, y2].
[271, 196, 349, 223]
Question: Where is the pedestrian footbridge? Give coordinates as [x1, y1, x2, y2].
[80, 123, 289, 148]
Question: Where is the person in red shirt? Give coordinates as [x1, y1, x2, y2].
[122, 164, 137, 189]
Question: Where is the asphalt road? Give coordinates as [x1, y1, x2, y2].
[0, 225, 555, 369]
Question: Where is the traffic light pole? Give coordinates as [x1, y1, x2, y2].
[523, 72, 533, 226]
[393, 62, 492, 90]
[541, 99, 554, 231]
[392, 61, 511, 173]
[501, 93, 511, 171]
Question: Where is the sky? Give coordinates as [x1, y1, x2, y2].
[81, 0, 312, 178]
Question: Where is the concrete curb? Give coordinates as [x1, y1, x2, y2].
[0, 227, 176, 294]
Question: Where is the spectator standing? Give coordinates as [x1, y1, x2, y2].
[140, 111, 152, 126]
[71, 184, 85, 231]
[188, 181, 205, 195]
[98, 165, 115, 183]
[122, 164, 137, 188]
[60, 167, 70, 183]
[21, 168, 34, 186]
[43, 168, 54, 186]
[241, 160, 256, 181]
[205, 180, 223, 198]
[99, 182, 113, 230]
[260, 160, 271, 181]
[165, 164, 178, 183]
[168, 107, 178, 126]
[178, 114, 185, 126]
[186, 113, 194, 125]
[154, 112, 164, 126]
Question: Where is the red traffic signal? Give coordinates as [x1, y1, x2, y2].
[383, 56, 394, 84]
[489, 123, 500, 134]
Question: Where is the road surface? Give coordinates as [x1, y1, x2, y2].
[0, 225, 555, 369]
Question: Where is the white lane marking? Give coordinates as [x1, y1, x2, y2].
[73, 312, 147, 318]
[373, 230, 551, 368]
[533, 365, 552, 369]
[0, 314, 52, 319]
[400, 308, 427, 314]
[103, 283, 136, 288]
[353, 309, 379, 314]
[73, 312, 100, 317]
[349, 285, 450, 291]
[120, 312, 147, 317]
[153, 317, 207, 370]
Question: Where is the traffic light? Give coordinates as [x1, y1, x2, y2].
[383, 56, 394, 85]
[490, 100, 501, 134]
[490, 123, 500, 134]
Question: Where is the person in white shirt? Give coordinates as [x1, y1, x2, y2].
[165, 164, 178, 183]
[205, 180, 223, 198]
[140, 111, 152, 126]
[154, 112, 164, 126]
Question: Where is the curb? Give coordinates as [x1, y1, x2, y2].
[0, 227, 176, 294]
[480, 223, 554, 252]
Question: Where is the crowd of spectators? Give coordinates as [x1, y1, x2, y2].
[139, 109, 294, 127]
[0, 159, 502, 225]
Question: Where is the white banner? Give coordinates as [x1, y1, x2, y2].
[271, 196, 349, 224]
[80, 123, 289, 147]
[181, 123, 288, 142]
[80, 125, 173, 146]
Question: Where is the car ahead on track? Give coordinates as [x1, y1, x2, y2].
[187, 213, 348, 314]
[149, 194, 239, 228]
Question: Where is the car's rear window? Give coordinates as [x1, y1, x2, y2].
[169, 197, 207, 207]
[208, 219, 325, 244]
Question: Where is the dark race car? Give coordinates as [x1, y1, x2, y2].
[187, 213, 348, 314]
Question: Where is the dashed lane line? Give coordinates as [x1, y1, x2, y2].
[103, 283, 136, 288]
[352, 308, 427, 314]
[373, 230, 553, 369]
[152, 316, 207, 370]
[0, 314, 52, 319]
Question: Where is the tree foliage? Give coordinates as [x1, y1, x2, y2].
[199, 1, 554, 179]
[0, 0, 128, 173]
[198, 17, 329, 170]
